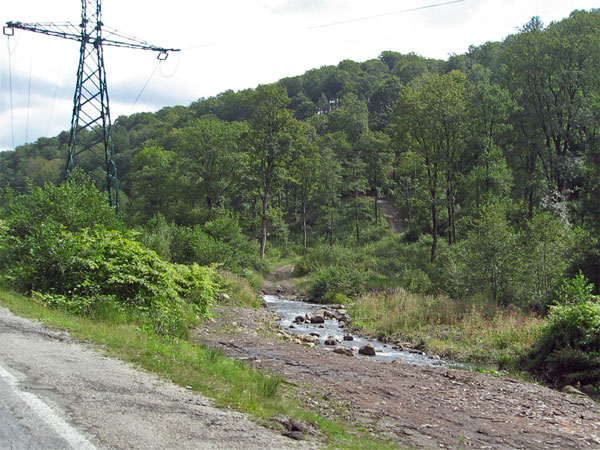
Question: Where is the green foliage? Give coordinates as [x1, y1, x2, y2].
[13, 227, 218, 337]
[0, 178, 219, 338]
[217, 271, 263, 308]
[139, 214, 258, 273]
[1, 9, 599, 316]
[310, 265, 365, 302]
[525, 274, 600, 386]
[3, 169, 122, 238]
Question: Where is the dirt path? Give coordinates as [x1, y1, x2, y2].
[194, 267, 600, 449]
[379, 198, 405, 234]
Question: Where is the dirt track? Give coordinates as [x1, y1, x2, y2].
[193, 267, 600, 449]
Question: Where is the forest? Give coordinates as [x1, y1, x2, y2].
[1, 9, 599, 387]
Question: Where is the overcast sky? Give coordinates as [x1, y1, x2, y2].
[1, 0, 598, 150]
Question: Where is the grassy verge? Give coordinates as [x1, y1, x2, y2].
[0, 289, 397, 449]
[349, 288, 543, 374]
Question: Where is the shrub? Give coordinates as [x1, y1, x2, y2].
[0, 178, 219, 338]
[524, 273, 600, 386]
[17, 228, 219, 337]
[139, 215, 258, 273]
[310, 265, 365, 302]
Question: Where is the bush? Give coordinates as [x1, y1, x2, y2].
[0, 178, 219, 338]
[524, 273, 600, 386]
[16, 228, 219, 337]
[310, 265, 365, 302]
[139, 215, 258, 273]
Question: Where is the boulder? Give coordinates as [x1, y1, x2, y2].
[582, 384, 596, 397]
[324, 336, 338, 346]
[333, 346, 354, 357]
[310, 315, 325, 324]
[358, 343, 376, 356]
[304, 312, 312, 322]
[294, 315, 305, 324]
[323, 310, 336, 320]
[343, 335, 354, 341]
[561, 385, 587, 397]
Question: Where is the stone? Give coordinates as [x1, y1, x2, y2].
[343, 335, 354, 341]
[324, 336, 337, 346]
[294, 315, 305, 323]
[392, 358, 404, 365]
[561, 385, 587, 397]
[309, 332, 320, 337]
[582, 384, 596, 397]
[220, 293, 230, 300]
[323, 310, 336, 319]
[358, 343, 376, 356]
[305, 312, 312, 322]
[351, 346, 360, 352]
[310, 315, 325, 324]
[333, 346, 354, 357]
[288, 324, 295, 329]
[282, 431, 304, 440]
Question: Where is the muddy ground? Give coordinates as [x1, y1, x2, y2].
[193, 267, 600, 449]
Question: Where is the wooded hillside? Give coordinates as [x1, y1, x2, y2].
[1, 9, 599, 310]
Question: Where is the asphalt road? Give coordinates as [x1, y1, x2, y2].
[0, 306, 312, 450]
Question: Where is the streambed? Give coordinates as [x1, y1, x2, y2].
[264, 294, 459, 368]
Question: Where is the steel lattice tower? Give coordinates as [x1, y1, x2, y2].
[4, 0, 179, 211]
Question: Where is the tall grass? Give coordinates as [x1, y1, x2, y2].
[217, 271, 263, 308]
[350, 288, 543, 366]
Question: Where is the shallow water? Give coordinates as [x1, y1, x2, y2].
[264, 294, 458, 367]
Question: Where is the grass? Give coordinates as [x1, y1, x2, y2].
[217, 271, 263, 308]
[0, 289, 398, 449]
[349, 287, 544, 372]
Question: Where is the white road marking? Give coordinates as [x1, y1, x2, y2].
[0, 364, 96, 450]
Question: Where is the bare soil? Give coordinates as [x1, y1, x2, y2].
[193, 266, 600, 449]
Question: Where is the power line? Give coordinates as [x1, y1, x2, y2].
[308, 0, 468, 30]
[129, 61, 159, 114]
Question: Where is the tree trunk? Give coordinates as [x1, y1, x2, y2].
[302, 192, 307, 248]
[374, 193, 378, 225]
[259, 187, 269, 260]
[355, 190, 360, 244]
[430, 202, 438, 262]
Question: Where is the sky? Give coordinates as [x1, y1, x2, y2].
[1, 0, 598, 150]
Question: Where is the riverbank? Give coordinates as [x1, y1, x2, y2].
[193, 296, 600, 449]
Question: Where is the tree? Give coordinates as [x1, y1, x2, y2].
[463, 70, 515, 213]
[171, 116, 248, 211]
[129, 145, 178, 222]
[501, 12, 600, 198]
[246, 84, 297, 259]
[395, 71, 469, 260]
[289, 123, 320, 248]
[328, 93, 369, 143]
[359, 131, 393, 224]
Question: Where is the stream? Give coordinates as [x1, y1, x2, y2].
[264, 294, 461, 368]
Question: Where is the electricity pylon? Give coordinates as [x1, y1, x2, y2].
[4, 0, 179, 211]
